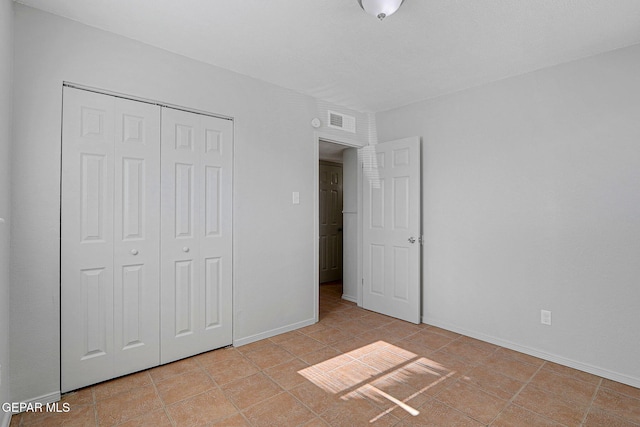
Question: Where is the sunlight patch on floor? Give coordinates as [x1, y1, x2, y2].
[298, 340, 457, 420]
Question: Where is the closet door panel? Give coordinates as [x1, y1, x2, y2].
[62, 88, 161, 392]
[61, 87, 115, 392]
[200, 115, 233, 339]
[161, 108, 233, 364]
[174, 259, 195, 336]
[113, 98, 161, 375]
[161, 108, 202, 363]
[204, 257, 222, 328]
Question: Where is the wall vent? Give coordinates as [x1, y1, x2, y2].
[327, 111, 356, 133]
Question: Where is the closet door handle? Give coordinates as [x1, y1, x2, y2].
[183, 247, 190, 253]
[130, 249, 139, 255]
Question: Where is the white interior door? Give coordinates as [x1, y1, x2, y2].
[319, 162, 343, 283]
[61, 87, 161, 392]
[361, 137, 421, 324]
[160, 107, 233, 364]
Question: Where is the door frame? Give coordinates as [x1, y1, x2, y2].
[313, 132, 365, 322]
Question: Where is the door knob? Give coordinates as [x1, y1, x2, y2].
[183, 247, 190, 253]
[408, 237, 416, 244]
[130, 249, 139, 255]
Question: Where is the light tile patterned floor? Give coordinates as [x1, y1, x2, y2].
[10, 282, 640, 426]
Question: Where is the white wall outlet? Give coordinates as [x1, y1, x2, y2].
[292, 191, 300, 205]
[541, 309, 552, 325]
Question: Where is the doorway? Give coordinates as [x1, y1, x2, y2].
[317, 138, 360, 318]
[319, 160, 343, 284]
[314, 135, 423, 325]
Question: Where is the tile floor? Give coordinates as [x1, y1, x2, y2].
[9, 282, 640, 426]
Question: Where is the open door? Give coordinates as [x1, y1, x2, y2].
[361, 137, 421, 324]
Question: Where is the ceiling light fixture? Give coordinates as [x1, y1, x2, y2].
[357, 0, 405, 21]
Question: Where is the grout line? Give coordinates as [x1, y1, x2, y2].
[580, 377, 603, 426]
[193, 353, 230, 390]
[194, 351, 260, 426]
[147, 370, 176, 427]
[92, 403, 98, 427]
[486, 356, 547, 426]
[285, 387, 326, 421]
[89, 387, 98, 427]
[428, 398, 483, 426]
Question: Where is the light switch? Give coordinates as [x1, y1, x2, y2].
[292, 192, 300, 205]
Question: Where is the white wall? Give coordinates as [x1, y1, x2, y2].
[0, 0, 13, 421]
[377, 44, 640, 387]
[10, 4, 369, 402]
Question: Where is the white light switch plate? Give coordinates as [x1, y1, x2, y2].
[541, 309, 552, 325]
[292, 192, 300, 205]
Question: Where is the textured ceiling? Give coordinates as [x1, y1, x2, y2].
[15, 0, 640, 112]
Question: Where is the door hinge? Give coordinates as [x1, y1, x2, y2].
[419, 235, 424, 245]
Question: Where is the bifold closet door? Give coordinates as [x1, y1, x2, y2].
[160, 107, 233, 364]
[61, 87, 161, 392]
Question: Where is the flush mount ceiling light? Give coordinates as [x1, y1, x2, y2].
[357, 0, 405, 20]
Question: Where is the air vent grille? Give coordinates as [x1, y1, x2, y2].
[330, 113, 343, 128]
[327, 111, 356, 133]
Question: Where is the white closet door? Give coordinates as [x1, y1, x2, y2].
[61, 87, 161, 392]
[113, 98, 161, 375]
[61, 88, 115, 392]
[160, 108, 233, 363]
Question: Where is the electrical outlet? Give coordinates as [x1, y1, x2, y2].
[541, 310, 552, 326]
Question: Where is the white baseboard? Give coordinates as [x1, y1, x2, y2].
[233, 318, 316, 347]
[342, 294, 357, 303]
[20, 391, 61, 406]
[423, 316, 640, 389]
